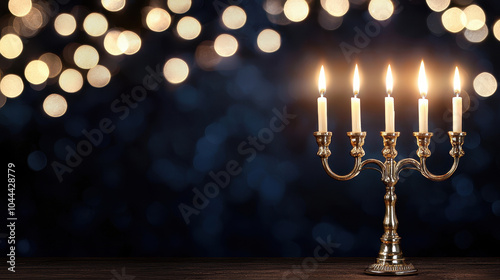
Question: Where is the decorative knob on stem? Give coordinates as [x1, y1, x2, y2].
[381, 132, 400, 159]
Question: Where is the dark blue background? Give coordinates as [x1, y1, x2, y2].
[1, 0, 499, 258]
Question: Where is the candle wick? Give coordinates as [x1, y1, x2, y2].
[320, 90, 325, 97]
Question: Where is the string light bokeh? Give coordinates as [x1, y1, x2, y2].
[1, 0, 496, 116]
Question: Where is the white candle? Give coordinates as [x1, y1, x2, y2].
[385, 65, 395, 132]
[418, 61, 429, 133]
[385, 97, 395, 132]
[352, 65, 361, 132]
[419, 98, 428, 133]
[318, 66, 327, 132]
[453, 67, 462, 132]
[452, 97, 462, 132]
[351, 97, 361, 132]
[318, 96, 327, 132]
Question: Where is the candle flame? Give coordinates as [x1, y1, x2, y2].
[318, 65, 326, 96]
[454, 67, 461, 96]
[353, 64, 360, 97]
[418, 60, 428, 98]
[386, 64, 393, 96]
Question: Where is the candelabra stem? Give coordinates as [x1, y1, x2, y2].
[364, 182, 417, 275]
[365, 132, 417, 275]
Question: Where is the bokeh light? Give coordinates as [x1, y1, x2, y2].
[54, 13, 77, 36]
[22, 6, 44, 31]
[39, 53, 62, 78]
[74, 45, 100, 69]
[463, 5, 485, 31]
[195, 41, 221, 71]
[321, 0, 349, 17]
[59, 69, 84, 93]
[163, 58, 189, 84]
[214, 34, 238, 57]
[257, 29, 281, 53]
[263, 0, 283, 15]
[8, 0, 32, 17]
[0, 93, 6, 109]
[427, 11, 446, 35]
[177, 16, 201, 40]
[473, 72, 497, 98]
[146, 8, 171, 32]
[43, 94, 67, 118]
[442, 7, 467, 33]
[117, 30, 142, 55]
[464, 24, 488, 43]
[83, 13, 108, 37]
[13, 16, 39, 38]
[368, 0, 394, 21]
[494, 20, 500, 42]
[222, 6, 247, 29]
[87, 65, 111, 88]
[27, 151, 47, 171]
[104, 29, 123, 56]
[318, 9, 343, 30]
[0, 34, 23, 59]
[167, 0, 191, 14]
[25, 60, 49, 85]
[101, 0, 126, 12]
[425, 0, 450, 12]
[0, 74, 24, 98]
[284, 0, 309, 22]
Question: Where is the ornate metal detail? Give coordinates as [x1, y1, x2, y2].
[313, 130, 466, 275]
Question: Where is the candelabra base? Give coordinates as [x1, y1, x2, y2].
[364, 260, 417, 276]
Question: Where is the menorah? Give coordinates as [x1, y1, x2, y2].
[313, 130, 466, 275]
[313, 63, 466, 275]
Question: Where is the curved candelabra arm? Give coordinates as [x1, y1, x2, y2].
[396, 158, 421, 174]
[420, 157, 459, 181]
[413, 132, 466, 181]
[314, 131, 367, 181]
[361, 159, 384, 174]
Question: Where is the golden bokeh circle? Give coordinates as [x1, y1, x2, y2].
[163, 58, 189, 84]
[214, 34, 238, 57]
[43, 94, 68, 118]
[146, 8, 171, 32]
[74, 45, 100, 69]
[0, 74, 24, 98]
[54, 13, 77, 36]
[83, 13, 109, 37]
[257, 29, 281, 53]
[222, 6, 247, 29]
[0, 34, 23, 59]
[25, 60, 50, 85]
[87, 65, 111, 88]
[59, 69, 84, 93]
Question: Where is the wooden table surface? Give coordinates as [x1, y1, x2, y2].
[5, 257, 500, 279]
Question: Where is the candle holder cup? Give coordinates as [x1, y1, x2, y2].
[313, 130, 466, 275]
